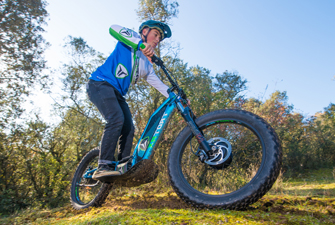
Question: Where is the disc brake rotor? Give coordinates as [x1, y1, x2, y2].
[205, 137, 232, 166]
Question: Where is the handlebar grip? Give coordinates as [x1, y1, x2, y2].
[140, 43, 146, 49]
[139, 43, 163, 66]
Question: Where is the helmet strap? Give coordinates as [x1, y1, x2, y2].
[142, 27, 151, 43]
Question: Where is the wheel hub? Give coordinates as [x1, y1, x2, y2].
[205, 137, 233, 169]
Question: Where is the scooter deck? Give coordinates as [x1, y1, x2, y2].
[97, 159, 159, 187]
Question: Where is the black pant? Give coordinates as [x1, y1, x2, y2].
[86, 80, 134, 164]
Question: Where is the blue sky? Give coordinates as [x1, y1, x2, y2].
[33, 0, 334, 119]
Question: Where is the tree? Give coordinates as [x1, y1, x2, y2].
[212, 71, 247, 110]
[0, 36, 106, 213]
[0, 0, 49, 213]
[307, 103, 335, 168]
[137, 0, 178, 23]
[241, 92, 335, 173]
[54, 36, 106, 159]
[0, 0, 48, 128]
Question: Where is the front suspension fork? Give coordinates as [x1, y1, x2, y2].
[176, 100, 211, 161]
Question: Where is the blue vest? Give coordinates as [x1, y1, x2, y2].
[89, 41, 137, 96]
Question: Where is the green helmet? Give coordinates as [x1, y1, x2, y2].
[139, 20, 172, 41]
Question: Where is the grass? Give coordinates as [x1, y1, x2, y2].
[1, 168, 335, 225]
[269, 168, 335, 197]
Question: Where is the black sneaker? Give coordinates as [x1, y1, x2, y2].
[92, 164, 121, 180]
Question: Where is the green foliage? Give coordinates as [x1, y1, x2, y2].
[0, 0, 49, 213]
[137, 0, 179, 23]
[304, 103, 335, 169]
[0, 118, 67, 213]
[0, 0, 49, 128]
[0, 35, 105, 214]
[212, 71, 247, 110]
[241, 92, 335, 173]
[1, 0, 334, 216]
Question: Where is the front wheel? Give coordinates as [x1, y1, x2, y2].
[168, 109, 282, 209]
[70, 148, 112, 210]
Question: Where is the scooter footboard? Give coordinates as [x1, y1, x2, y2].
[100, 159, 159, 187]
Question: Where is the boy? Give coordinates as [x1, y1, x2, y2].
[86, 20, 171, 180]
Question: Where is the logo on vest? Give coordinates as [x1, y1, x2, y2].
[115, 63, 128, 79]
[119, 28, 132, 38]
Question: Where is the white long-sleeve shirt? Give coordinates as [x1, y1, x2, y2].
[89, 24, 169, 97]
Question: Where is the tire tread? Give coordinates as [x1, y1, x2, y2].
[70, 148, 113, 210]
[168, 109, 282, 210]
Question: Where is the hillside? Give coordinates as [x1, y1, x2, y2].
[1, 169, 334, 224]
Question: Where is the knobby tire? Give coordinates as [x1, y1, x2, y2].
[70, 148, 112, 210]
[168, 109, 282, 209]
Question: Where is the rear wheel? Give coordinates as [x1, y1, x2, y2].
[70, 148, 112, 210]
[168, 109, 282, 209]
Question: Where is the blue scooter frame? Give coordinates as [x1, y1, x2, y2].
[132, 92, 177, 164]
[131, 56, 212, 167]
